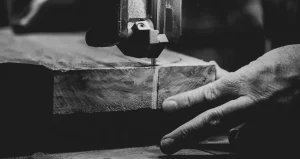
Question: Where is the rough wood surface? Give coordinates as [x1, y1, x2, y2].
[0, 28, 216, 114]
[53, 65, 215, 114]
[0, 28, 206, 70]
[157, 66, 215, 109]
[12, 146, 217, 159]
[54, 67, 155, 113]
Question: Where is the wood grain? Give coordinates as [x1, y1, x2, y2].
[158, 65, 216, 109]
[54, 68, 155, 113]
[53, 65, 215, 114]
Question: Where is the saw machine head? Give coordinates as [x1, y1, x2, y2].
[85, 0, 182, 64]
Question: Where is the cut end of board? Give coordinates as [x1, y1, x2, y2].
[53, 65, 216, 114]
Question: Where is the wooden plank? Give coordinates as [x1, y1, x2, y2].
[157, 65, 215, 109]
[53, 67, 156, 113]
[53, 65, 215, 114]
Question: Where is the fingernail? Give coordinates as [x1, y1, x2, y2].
[162, 100, 177, 112]
[160, 138, 176, 155]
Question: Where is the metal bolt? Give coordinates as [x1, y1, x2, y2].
[139, 23, 145, 28]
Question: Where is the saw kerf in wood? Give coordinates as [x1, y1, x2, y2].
[54, 65, 216, 114]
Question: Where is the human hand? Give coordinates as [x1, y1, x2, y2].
[160, 45, 300, 154]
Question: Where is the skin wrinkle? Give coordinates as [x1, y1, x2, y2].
[204, 83, 218, 102]
[179, 124, 192, 141]
[185, 91, 193, 108]
[254, 55, 295, 100]
[238, 50, 292, 101]
[285, 46, 300, 81]
[188, 111, 214, 136]
[206, 109, 223, 127]
[248, 73, 280, 102]
[220, 73, 242, 97]
[202, 81, 224, 104]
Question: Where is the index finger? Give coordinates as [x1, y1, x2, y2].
[160, 96, 254, 155]
[162, 77, 235, 113]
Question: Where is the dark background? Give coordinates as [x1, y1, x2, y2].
[0, 0, 267, 71]
[1, 0, 300, 158]
[1, 0, 300, 71]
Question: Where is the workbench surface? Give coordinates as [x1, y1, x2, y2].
[0, 28, 209, 69]
[10, 145, 234, 159]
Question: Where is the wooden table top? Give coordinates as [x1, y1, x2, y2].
[0, 28, 209, 71]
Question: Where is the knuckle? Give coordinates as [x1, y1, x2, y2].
[179, 120, 202, 140]
[221, 73, 243, 95]
[178, 125, 192, 140]
[184, 91, 195, 106]
[209, 61, 218, 66]
[206, 109, 223, 127]
[204, 83, 218, 101]
[179, 90, 198, 107]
